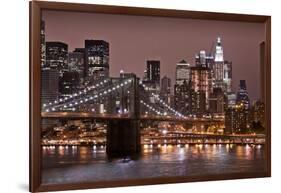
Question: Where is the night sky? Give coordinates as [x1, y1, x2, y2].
[42, 10, 265, 101]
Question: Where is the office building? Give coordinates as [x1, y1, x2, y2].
[45, 41, 68, 74]
[174, 80, 195, 115]
[236, 80, 250, 110]
[175, 59, 191, 85]
[85, 40, 109, 81]
[68, 51, 85, 82]
[41, 69, 59, 106]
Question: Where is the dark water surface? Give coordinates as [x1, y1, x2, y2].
[42, 144, 265, 184]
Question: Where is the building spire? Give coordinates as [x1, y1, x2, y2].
[214, 37, 224, 62]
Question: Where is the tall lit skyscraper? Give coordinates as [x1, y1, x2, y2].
[213, 37, 225, 90]
[175, 59, 191, 85]
[190, 65, 211, 114]
[45, 41, 68, 74]
[212, 37, 233, 94]
[215, 37, 224, 62]
[85, 40, 109, 81]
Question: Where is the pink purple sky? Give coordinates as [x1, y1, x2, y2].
[42, 10, 265, 101]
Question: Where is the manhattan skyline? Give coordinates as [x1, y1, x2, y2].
[42, 10, 265, 101]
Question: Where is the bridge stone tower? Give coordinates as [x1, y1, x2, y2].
[106, 75, 141, 158]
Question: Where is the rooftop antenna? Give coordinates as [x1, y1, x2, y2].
[209, 38, 215, 56]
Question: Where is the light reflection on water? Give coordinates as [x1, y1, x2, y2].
[42, 144, 265, 185]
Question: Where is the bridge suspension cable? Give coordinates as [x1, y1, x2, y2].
[140, 100, 164, 116]
[42, 78, 110, 109]
[43, 78, 133, 112]
[139, 81, 186, 118]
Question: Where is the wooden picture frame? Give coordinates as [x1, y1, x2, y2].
[30, 1, 271, 192]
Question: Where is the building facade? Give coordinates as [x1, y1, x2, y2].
[85, 40, 109, 81]
[45, 41, 68, 74]
[160, 76, 173, 107]
[236, 80, 250, 110]
[175, 59, 191, 85]
[68, 51, 85, 83]
[190, 65, 211, 114]
[41, 69, 60, 106]
[174, 80, 195, 116]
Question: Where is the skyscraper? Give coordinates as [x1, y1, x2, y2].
[146, 60, 160, 85]
[190, 65, 211, 114]
[212, 37, 233, 93]
[45, 41, 68, 74]
[223, 61, 232, 93]
[59, 71, 80, 100]
[142, 60, 161, 104]
[213, 37, 225, 90]
[208, 88, 225, 114]
[85, 40, 109, 81]
[160, 76, 173, 106]
[236, 80, 250, 109]
[214, 37, 224, 62]
[175, 59, 191, 85]
[226, 92, 237, 108]
[41, 69, 59, 106]
[225, 103, 250, 134]
[160, 75, 171, 94]
[195, 50, 208, 67]
[68, 51, 85, 82]
[174, 80, 195, 115]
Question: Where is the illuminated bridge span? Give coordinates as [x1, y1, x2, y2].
[41, 112, 223, 123]
[42, 77, 185, 119]
[41, 75, 224, 157]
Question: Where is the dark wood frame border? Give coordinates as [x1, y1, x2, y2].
[30, 1, 271, 192]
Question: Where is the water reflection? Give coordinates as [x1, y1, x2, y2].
[42, 144, 265, 185]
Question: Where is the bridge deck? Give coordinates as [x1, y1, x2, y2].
[41, 112, 224, 123]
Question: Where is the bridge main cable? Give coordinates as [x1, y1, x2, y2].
[43, 78, 133, 112]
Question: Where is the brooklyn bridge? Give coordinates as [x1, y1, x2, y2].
[41, 76, 264, 157]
